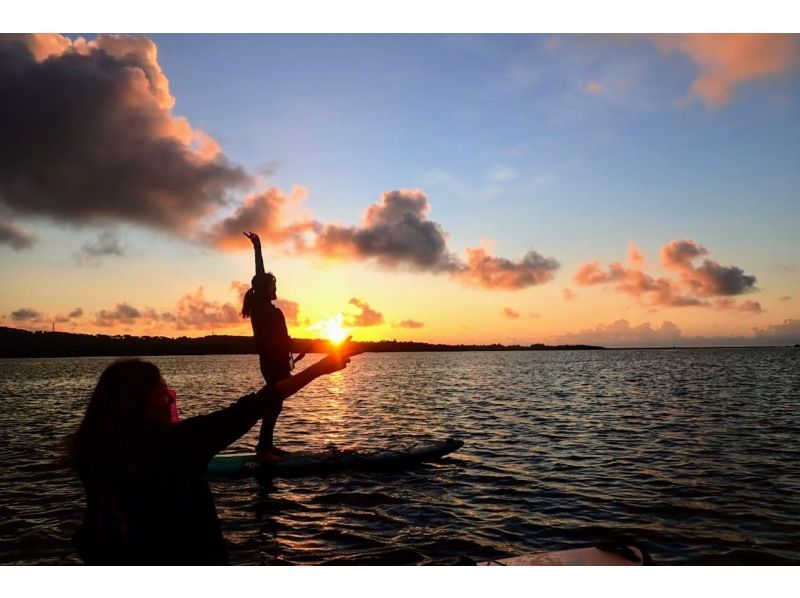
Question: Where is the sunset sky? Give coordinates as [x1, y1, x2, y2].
[1, 32, 799, 347]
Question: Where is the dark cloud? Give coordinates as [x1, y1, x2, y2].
[94, 303, 141, 327]
[753, 319, 800, 344]
[75, 231, 126, 265]
[311, 190, 461, 272]
[0, 34, 249, 241]
[68, 307, 84, 318]
[453, 247, 559, 290]
[11, 307, 42, 321]
[661, 239, 757, 296]
[392, 319, 424, 329]
[779, 296, 792, 302]
[0, 217, 36, 249]
[345, 298, 384, 327]
[574, 240, 759, 310]
[502, 307, 520, 319]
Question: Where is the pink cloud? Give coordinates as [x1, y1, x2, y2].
[584, 81, 604, 95]
[392, 319, 424, 329]
[653, 34, 800, 109]
[502, 307, 521, 319]
[562, 288, 577, 302]
[547, 318, 683, 347]
[454, 246, 559, 290]
[574, 240, 759, 311]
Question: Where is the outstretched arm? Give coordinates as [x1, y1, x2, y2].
[243, 231, 265, 277]
[179, 340, 361, 463]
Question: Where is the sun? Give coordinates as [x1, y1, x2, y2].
[318, 314, 349, 345]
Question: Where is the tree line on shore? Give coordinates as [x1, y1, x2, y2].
[0, 326, 604, 358]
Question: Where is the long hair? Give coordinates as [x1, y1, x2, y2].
[66, 359, 163, 475]
[241, 272, 276, 318]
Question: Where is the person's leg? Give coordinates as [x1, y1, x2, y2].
[256, 354, 284, 458]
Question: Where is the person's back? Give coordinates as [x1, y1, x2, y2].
[74, 425, 227, 564]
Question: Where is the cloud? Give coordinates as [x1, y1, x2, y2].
[502, 307, 520, 319]
[547, 318, 683, 347]
[392, 319, 424, 329]
[274, 299, 302, 327]
[0, 34, 249, 243]
[230, 280, 303, 326]
[211, 187, 558, 291]
[94, 302, 141, 327]
[548, 317, 800, 347]
[574, 240, 759, 311]
[584, 81, 604, 94]
[779, 296, 792, 302]
[0, 217, 36, 249]
[203, 186, 317, 251]
[172, 287, 241, 330]
[345, 298, 384, 327]
[563, 288, 577, 301]
[486, 164, 519, 183]
[528, 312, 541, 318]
[11, 307, 42, 321]
[652, 34, 800, 109]
[660, 240, 757, 296]
[310, 190, 461, 273]
[753, 319, 800, 344]
[453, 246, 559, 290]
[68, 307, 84, 318]
[74, 231, 126, 265]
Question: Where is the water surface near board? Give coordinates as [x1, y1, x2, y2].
[1, 349, 799, 565]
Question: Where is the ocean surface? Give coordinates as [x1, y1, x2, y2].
[1, 349, 799, 565]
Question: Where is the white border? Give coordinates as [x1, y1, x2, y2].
[3, 0, 799, 33]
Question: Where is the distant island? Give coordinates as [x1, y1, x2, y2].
[0, 326, 604, 358]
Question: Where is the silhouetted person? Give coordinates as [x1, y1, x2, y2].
[67, 349, 356, 564]
[242, 231, 308, 463]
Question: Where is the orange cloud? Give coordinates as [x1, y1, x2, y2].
[392, 319, 424, 329]
[345, 298, 384, 327]
[562, 288, 576, 302]
[574, 240, 760, 311]
[502, 307, 520, 319]
[584, 81, 604, 94]
[653, 34, 800, 108]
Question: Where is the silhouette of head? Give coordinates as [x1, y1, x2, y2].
[68, 359, 174, 471]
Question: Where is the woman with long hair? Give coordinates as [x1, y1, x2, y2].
[67, 349, 355, 564]
[241, 231, 307, 463]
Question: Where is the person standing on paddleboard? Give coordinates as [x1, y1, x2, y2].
[242, 231, 308, 464]
[66, 349, 358, 564]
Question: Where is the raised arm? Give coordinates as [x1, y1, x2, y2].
[243, 231, 265, 277]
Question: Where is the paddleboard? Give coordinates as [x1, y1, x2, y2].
[207, 437, 464, 477]
[477, 544, 651, 566]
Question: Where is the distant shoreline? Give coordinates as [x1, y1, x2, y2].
[1, 326, 795, 358]
[0, 326, 603, 358]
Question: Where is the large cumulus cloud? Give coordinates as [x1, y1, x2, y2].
[0, 34, 249, 236]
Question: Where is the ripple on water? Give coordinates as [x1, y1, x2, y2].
[1, 349, 800, 564]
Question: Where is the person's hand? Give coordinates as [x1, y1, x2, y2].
[313, 337, 361, 375]
[243, 231, 261, 248]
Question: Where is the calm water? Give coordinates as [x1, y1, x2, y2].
[1, 349, 799, 565]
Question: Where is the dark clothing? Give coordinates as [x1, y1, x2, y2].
[250, 299, 292, 383]
[74, 387, 280, 565]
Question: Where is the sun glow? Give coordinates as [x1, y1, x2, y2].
[314, 313, 349, 345]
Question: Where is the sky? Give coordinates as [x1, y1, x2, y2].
[1, 32, 799, 347]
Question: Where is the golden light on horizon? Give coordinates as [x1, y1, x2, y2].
[312, 313, 349, 345]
